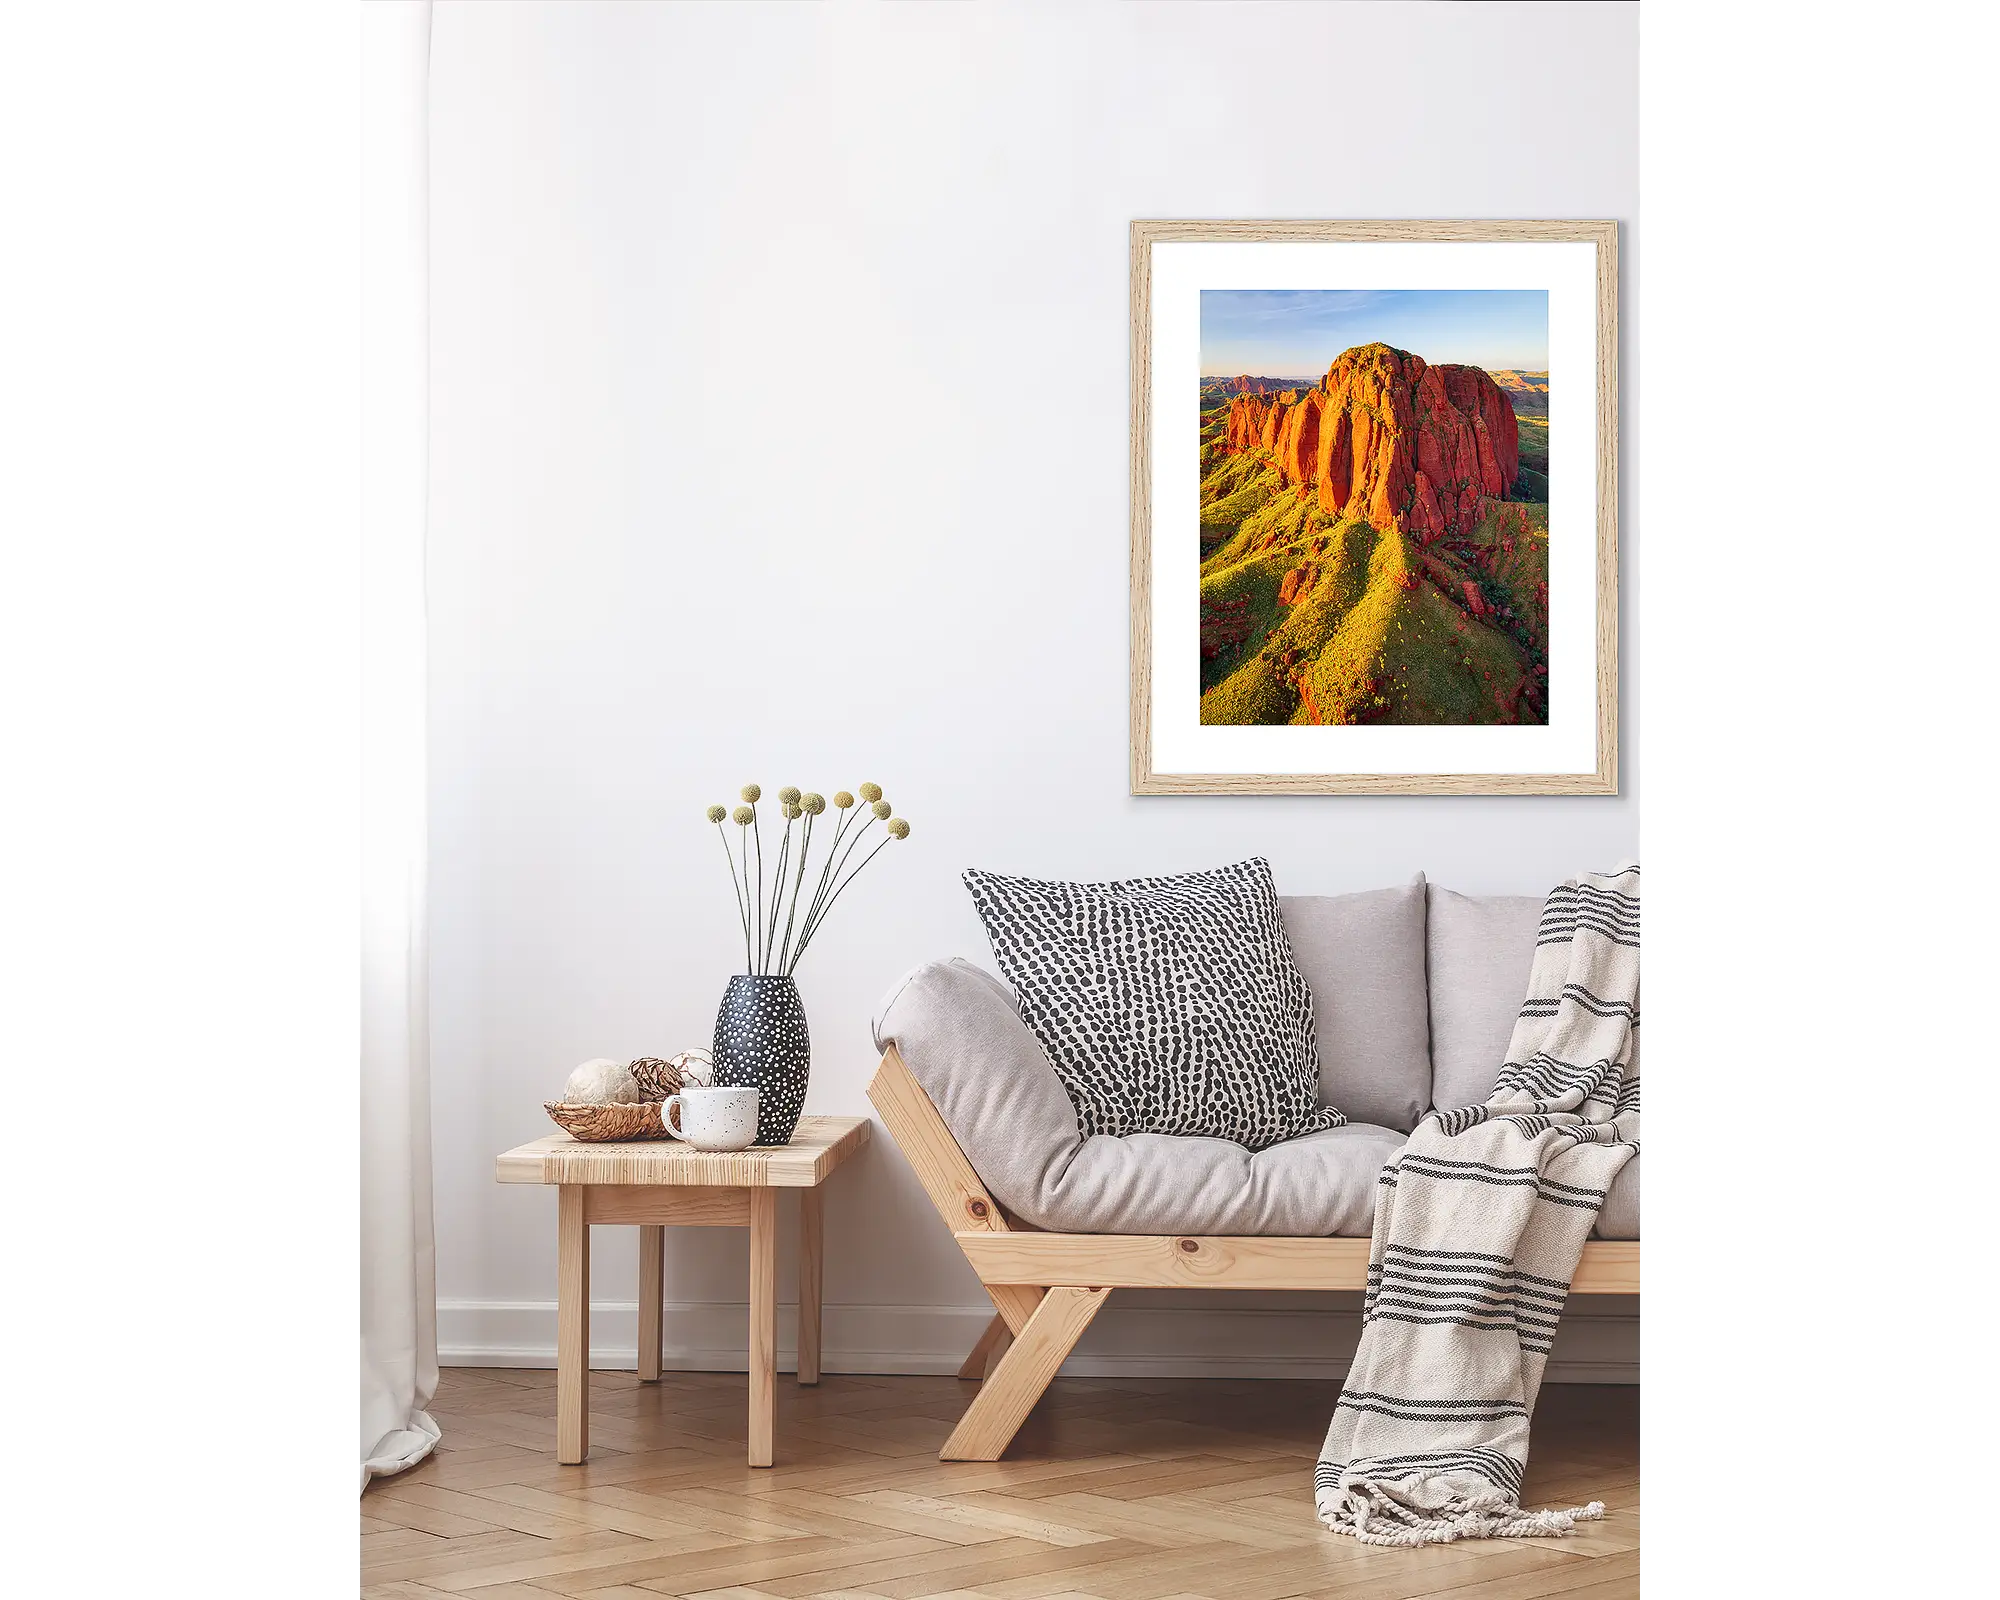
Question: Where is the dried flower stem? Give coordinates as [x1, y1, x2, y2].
[714, 822, 752, 968]
[750, 806, 765, 970]
[797, 804, 864, 944]
[788, 836, 894, 971]
[789, 816, 886, 969]
[777, 812, 814, 973]
[738, 828, 755, 965]
[793, 820, 872, 960]
[763, 815, 793, 973]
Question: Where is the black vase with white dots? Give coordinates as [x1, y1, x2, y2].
[711, 974, 810, 1145]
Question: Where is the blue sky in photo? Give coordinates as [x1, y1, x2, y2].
[1200, 289, 1548, 377]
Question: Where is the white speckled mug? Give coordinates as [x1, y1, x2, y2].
[663, 1085, 760, 1151]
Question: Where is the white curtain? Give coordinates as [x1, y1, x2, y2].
[361, 0, 440, 1490]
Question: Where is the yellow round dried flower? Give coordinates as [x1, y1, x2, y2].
[833, 791, 855, 809]
[740, 784, 762, 803]
[801, 792, 826, 815]
[778, 785, 802, 806]
[859, 782, 882, 803]
[783, 801, 802, 820]
[731, 804, 753, 825]
[886, 817, 910, 840]
[705, 804, 726, 824]
[872, 799, 892, 820]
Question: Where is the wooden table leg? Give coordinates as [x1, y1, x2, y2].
[797, 1187, 823, 1387]
[747, 1187, 776, 1466]
[638, 1224, 664, 1382]
[557, 1185, 590, 1464]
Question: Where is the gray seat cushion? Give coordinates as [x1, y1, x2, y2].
[1425, 884, 1545, 1111]
[874, 958, 1402, 1236]
[1597, 1157, 1639, 1240]
[1280, 877, 1431, 1132]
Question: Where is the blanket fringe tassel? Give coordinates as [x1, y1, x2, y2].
[1316, 1485, 1606, 1547]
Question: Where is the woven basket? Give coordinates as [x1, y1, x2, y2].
[543, 1100, 672, 1142]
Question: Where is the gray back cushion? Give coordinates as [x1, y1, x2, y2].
[1426, 884, 1545, 1111]
[1279, 877, 1431, 1132]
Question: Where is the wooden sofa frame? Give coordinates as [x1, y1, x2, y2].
[867, 1044, 1639, 1462]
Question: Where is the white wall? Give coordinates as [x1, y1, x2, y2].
[428, 0, 1640, 1380]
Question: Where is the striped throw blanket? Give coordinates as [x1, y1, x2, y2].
[1315, 864, 1640, 1546]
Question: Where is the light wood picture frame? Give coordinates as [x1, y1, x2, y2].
[1130, 220, 1618, 795]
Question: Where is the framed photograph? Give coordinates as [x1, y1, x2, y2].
[1130, 220, 1617, 795]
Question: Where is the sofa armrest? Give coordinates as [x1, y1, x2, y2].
[872, 959, 1084, 1228]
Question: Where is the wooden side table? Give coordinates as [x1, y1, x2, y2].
[494, 1115, 870, 1467]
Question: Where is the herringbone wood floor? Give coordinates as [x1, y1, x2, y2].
[362, 1368, 1638, 1599]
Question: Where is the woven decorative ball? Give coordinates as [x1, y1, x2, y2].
[628, 1056, 685, 1101]
[544, 1100, 672, 1142]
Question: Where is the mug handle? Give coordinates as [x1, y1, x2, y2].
[662, 1094, 684, 1138]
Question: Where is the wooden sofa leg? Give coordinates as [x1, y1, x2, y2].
[970, 1284, 1041, 1380]
[961, 1282, 1040, 1380]
[985, 1283, 1044, 1336]
[957, 1312, 1012, 1381]
[940, 1287, 1110, 1461]
[980, 1325, 1014, 1380]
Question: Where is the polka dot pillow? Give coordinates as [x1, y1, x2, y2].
[962, 857, 1343, 1151]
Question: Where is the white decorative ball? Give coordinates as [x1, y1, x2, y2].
[563, 1058, 643, 1105]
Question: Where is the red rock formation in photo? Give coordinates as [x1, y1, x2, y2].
[1229, 375, 1294, 396]
[1220, 344, 1520, 543]
[1275, 389, 1324, 487]
[1258, 390, 1299, 451]
[1408, 469, 1448, 542]
[1224, 392, 1271, 451]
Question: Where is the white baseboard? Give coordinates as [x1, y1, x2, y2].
[438, 1298, 1638, 1384]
